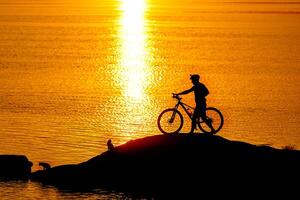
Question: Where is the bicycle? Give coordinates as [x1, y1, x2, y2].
[157, 94, 224, 134]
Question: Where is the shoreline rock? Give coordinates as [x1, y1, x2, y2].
[29, 134, 300, 196]
[0, 155, 32, 180]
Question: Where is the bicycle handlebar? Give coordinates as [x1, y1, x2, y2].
[172, 93, 182, 100]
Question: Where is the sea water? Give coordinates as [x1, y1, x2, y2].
[0, 0, 299, 198]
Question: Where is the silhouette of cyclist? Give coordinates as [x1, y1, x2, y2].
[174, 74, 215, 134]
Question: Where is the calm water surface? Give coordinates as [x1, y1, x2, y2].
[1, 0, 300, 198]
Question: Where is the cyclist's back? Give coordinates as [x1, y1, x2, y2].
[192, 82, 209, 106]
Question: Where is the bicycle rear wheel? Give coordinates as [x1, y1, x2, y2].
[198, 107, 224, 134]
[157, 108, 183, 134]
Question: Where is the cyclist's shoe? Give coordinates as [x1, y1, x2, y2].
[210, 129, 217, 135]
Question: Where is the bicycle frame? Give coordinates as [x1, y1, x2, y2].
[173, 97, 194, 120]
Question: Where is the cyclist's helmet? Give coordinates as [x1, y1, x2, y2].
[190, 74, 200, 81]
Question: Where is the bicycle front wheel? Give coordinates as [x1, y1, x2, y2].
[198, 107, 224, 134]
[157, 108, 183, 134]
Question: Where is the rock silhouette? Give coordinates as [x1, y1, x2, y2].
[30, 134, 300, 197]
[0, 155, 32, 180]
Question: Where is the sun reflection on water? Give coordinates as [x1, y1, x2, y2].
[109, 0, 152, 143]
[119, 0, 149, 100]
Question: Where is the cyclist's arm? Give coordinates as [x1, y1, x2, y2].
[176, 87, 194, 95]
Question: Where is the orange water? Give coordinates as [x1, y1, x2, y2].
[0, 0, 300, 198]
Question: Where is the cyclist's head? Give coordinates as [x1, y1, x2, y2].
[190, 74, 200, 82]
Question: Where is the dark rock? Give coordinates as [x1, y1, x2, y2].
[0, 155, 33, 180]
[30, 134, 300, 196]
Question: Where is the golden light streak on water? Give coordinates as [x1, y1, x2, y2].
[119, 0, 149, 100]
[109, 0, 152, 143]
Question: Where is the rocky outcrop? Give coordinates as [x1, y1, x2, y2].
[30, 134, 300, 196]
[0, 155, 32, 180]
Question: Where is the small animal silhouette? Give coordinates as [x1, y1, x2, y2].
[39, 162, 51, 170]
[107, 139, 115, 151]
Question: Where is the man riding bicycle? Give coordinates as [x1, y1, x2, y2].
[174, 74, 215, 134]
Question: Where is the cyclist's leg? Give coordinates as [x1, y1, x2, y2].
[200, 103, 215, 133]
[190, 107, 200, 134]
